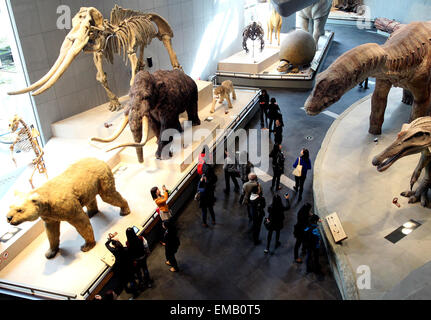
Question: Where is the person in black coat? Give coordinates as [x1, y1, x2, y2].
[249, 185, 266, 245]
[198, 174, 216, 227]
[163, 220, 180, 272]
[125, 228, 152, 289]
[269, 144, 285, 191]
[267, 98, 281, 132]
[270, 119, 283, 145]
[264, 193, 290, 253]
[259, 89, 270, 127]
[105, 237, 140, 297]
[293, 203, 313, 263]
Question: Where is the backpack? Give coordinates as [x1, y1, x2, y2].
[276, 152, 285, 172]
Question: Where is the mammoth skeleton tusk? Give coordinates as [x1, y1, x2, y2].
[91, 116, 129, 143]
[32, 36, 89, 96]
[107, 116, 149, 152]
[7, 38, 74, 95]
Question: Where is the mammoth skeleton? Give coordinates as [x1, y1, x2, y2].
[8, 5, 181, 112]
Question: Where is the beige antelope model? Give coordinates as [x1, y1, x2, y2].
[267, 8, 283, 46]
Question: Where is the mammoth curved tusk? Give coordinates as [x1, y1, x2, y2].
[91, 116, 129, 143]
[106, 116, 149, 152]
[32, 36, 89, 96]
[7, 38, 74, 95]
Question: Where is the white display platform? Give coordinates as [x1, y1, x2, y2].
[328, 8, 374, 27]
[216, 30, 334, 89]
[314, 88, 431, 300]
[0, 81, 259, 300]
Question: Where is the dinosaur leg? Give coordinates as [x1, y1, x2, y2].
[313, 15, 329, 45]
[44, 221, 61, 259]
[369, 79, 392, 135]
[410, 86, 431, 121]
[161, 35, 182, 70]
[93, 52, 121, 112]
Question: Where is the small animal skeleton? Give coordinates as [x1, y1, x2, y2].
[242, 22, 265, 57]
[9, 5, 182, 112]
[9, 115, 48, 189]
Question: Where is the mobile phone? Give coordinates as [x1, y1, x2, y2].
[132, 226, 139, 234]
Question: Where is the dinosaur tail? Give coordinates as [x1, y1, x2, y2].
[305, 43, 387, 115]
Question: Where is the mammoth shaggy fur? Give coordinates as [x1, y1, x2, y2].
[124, 69, 200, 161]
[6, 158, 130, 259]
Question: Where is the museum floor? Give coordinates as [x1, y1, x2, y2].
[113, 24, 388, 300]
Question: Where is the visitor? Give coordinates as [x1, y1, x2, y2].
[163, 220, 181, 272]
[270, 119, 283, 145]
[304, 214, 322, 274]
[197, 174, 216, 227]
[267, 98, 281, 132]
[269, 144, 285, 191]
[259, 89, 270, 128]
[249, 184, 266, 245]
[293, 203, 313, 263]
[223, 149, 240, 194]
[241, 173, 259, 221]
[151, 185, 172, 222]
[293, 148, 312, 202]
[125, 227, 152, 289]
[264, 193, 290, 254]
[359, 78, 369, 89]
[105, 236, 140, 298]
[239, 151, 254, 185]
[94, 290, 117, 300]
[198, 147, 218, 194]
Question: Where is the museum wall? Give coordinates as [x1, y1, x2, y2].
[10, 0, 245, 142]
[363, 0, 431, 24]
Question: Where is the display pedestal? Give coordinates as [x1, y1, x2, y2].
[314, 87, 431, 300]
[216, 30, 334, 89]
[0, 80, 260, 300]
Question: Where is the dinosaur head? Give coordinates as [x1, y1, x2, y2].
[372, 117, 431, 172]
[8, 7, 105, 97]
[304, 70, 346, 115]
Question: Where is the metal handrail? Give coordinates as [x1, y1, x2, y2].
[80, 90, 260, 299]
[0, 279, 77, 300]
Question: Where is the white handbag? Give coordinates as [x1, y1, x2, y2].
[292, 157, 303, 177]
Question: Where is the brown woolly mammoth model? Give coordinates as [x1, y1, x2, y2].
[92, 69, 201, 162]
[305, 21, 431, 135]
[211, 81, 237, 114]
[8, 5, 181, 112]
[6, 158, 130, 259]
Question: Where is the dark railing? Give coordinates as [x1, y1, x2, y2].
[0, 279, 76, 300]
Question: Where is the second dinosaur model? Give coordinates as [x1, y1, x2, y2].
[372, 117, 431, 208]
[305, 21, 431, 135]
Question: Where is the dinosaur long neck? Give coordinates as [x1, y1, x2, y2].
[324, 43, 388, 93]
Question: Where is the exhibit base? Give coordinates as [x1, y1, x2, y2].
[314, 87, 431, 300]
[216, 30, 334, 89]
[0, 81, 260, 300]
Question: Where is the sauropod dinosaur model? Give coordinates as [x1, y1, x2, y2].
[305, 21, 431, 135]
[298, 0, 333, 44]
[211, 81, 237, 114]
[9, 115, 48, 189]
[372, 117, 431, 208]
[8, 5, 181, 112]
[267, 7, 283, 46]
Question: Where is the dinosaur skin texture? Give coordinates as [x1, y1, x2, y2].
[305, 21, 431, 135]
[372, 117, 431, 208]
